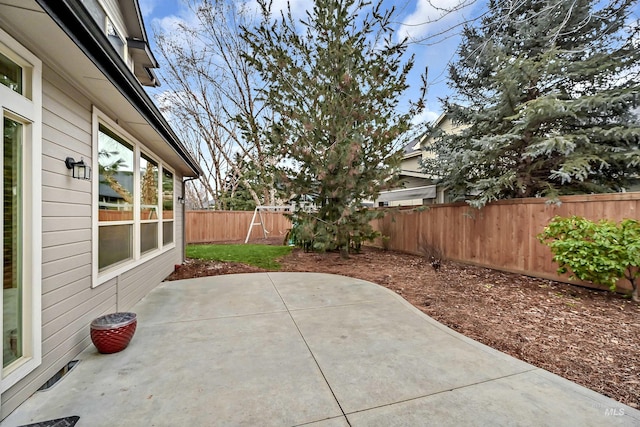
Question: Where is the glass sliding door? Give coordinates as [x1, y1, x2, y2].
[0, 29, 42, 391]
[3, 116, 22, 368]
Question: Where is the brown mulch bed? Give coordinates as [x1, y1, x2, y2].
[166, 242, 640, 409]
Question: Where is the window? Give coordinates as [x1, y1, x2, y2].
[140, 153, 159, 254]
[80, 0, 106, 28]
[162, 169, 174, 246]
[0, 29, 42, 393]
[80, 0, 126, 60]
[0, 51, 22, 93]
[94, 109, 176, 284]
[98, 125, 134, 271]
[105, 18, 125, 58]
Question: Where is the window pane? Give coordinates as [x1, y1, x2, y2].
[141, 222, 158, 254]
[98, 125, 134, 222]
[162, 169, 173, 220]
[106, 18, 125, 57]
[140, 154, 158, 219]
[0, 51, 22, 94]
[79, 0, 107, 30]
[3, 117, 22, 367]
[98, 225, 132, 270]
[163, 221, 174, 246]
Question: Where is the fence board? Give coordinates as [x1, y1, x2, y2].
[186, 210, 291, 243]
[370, 192, 640, 292]
[187, 193, 640, 292]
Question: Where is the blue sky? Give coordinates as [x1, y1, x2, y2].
[139, 0, 640, 124]
[140, 0, 489, 124]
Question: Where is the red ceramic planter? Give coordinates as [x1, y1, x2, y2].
[90, 312, 137, 354]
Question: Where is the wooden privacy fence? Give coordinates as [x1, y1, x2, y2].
[185, 192, 640, 291]
[370, 192, 640, 291]
[186, 210, 292, 243]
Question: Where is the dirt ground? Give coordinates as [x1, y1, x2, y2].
[166, 241, 640, 409]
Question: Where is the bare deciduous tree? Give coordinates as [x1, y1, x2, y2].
[153, 0, 280, 209]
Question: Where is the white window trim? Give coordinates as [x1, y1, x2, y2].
[92, 107, 176, 287]
[0, 28, 42, 394]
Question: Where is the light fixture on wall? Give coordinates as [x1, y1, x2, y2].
[65, 157, 91, 180]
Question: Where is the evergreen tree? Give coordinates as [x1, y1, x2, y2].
[218, 154, 260, 211]
[241, 0, 425, 255]
[218, 176, 253, 211]
[423, 0, 640, 208]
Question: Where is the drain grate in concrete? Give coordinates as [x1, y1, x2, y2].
[18, 416, 79, 427]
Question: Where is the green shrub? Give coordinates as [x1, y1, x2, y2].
[285, 209, 381, 257]
[538, 216, 639, 301]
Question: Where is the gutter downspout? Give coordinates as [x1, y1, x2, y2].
[181, 176, 199, 263]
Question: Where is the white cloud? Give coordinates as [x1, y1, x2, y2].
[242, 0, 315, 21]
[411, 106, 440, 125]
[153, 14, 184, 33]
[150, 5, 201, 47]
[398, 0, 476, 43]
[138, 0, 157, 17]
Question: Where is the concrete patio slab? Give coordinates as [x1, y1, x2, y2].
[300, 417, 350, 427]
[2, 272, 639, 427]
[134, 273, 287, 324]
[267, 272, 390, 310]
[289, 299, 533, 414]
[7, 310, 342, 426]
[347, 369, 635, 426]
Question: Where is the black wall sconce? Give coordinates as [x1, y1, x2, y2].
[65, 157, 91, 180]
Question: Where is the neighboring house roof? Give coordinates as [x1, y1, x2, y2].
[421, 112, 455, 149]
[32, 0, 201, 177]
[400, 135, 424, 177]
[431, 112, 449, 129]
[403, 112, 450, 160]
[376, 185, 436, 203]
[402, 137, 421, 159]
[399, 170, 431, 179]
[98, 171, 134, 200]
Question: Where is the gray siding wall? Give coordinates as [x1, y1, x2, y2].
[1, 64, 184, 418]
[401, 155, 421, 173]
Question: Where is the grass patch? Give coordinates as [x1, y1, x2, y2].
[186, 244, 292, 270]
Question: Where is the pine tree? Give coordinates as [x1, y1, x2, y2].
[218, 154, 260, 211]
[241, 0, 425, 255]
[423, 0, 640, 208]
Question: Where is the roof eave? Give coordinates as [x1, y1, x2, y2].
[35, 0, 202, 177]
